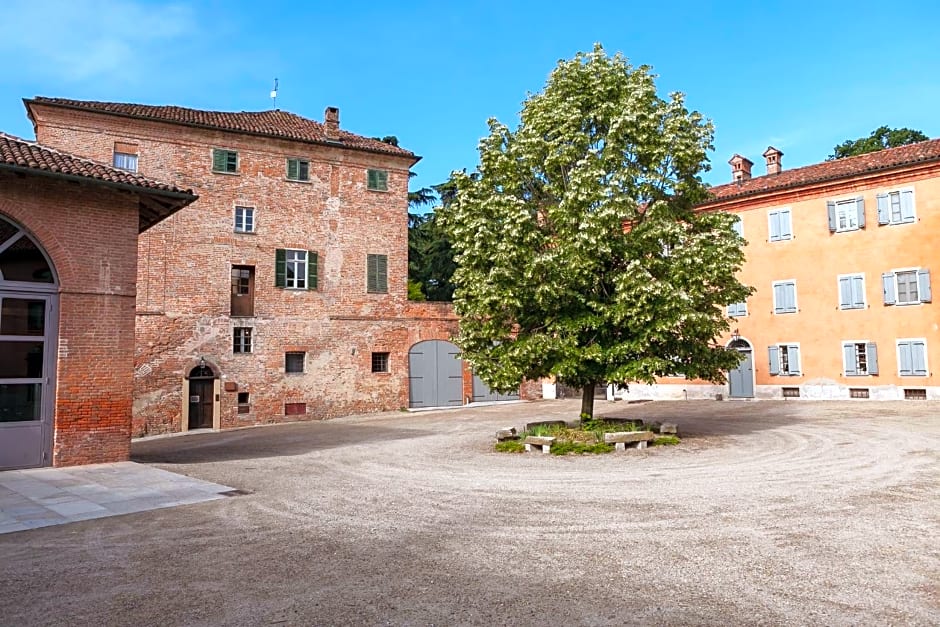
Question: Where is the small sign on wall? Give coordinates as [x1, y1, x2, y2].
[189, 395, 200, 403]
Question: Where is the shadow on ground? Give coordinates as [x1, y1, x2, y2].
[132, 422, 431, 464]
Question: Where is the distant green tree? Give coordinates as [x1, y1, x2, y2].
[438, 45, 752, 420]
[408, 210, 456, 302]
[829, 126, 929, 160]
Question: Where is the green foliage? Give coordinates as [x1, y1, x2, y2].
[652, 435, 680, 446]
[829, 126, 929, 160]
[407, 279, 426, 301]
[438, 44, 752, 417]
[495, 439, 526, 453]
[581, 419, 643, 433]
[550, 440, 614, 455]
[408, 211, 456, 301]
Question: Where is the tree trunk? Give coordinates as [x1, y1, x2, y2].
[580, 384, 596, 423]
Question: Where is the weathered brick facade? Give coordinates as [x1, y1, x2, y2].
[27, 100, 461, 436]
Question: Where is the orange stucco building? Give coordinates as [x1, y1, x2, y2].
[620, 140, 940, 401]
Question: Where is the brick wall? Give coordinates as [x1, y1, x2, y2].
[31, 104, 461, 435]
[0, 171, 139, 465]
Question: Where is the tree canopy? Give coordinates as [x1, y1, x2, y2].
[829, 126, 929, 160]
[438, 45, 752, 418]
[407, 179, 456, 301]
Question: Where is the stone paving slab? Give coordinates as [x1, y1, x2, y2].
[0, 461, 232, 534]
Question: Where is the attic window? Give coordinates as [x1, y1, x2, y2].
[113, 142, 138, 172]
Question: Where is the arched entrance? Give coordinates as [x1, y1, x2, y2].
[408, 340, 463, 408]
[184, 360, 219, 430]
[727, 338, 754, 399]
[0, 216, 59, 470]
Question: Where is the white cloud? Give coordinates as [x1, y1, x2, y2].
[0, 0, 196, 83]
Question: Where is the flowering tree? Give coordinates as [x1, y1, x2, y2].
[439, 45, 752, 419]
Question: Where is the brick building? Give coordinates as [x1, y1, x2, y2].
[24, 97, 472, 437]
[0, 132, 195, 469]
[618, 140, 940, 401]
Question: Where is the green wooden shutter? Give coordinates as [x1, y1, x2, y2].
[287, 159, 299, 180]
[308, 252, 318, 290]
[275, 249, 286, 287]
[367, 169, 377, 190]
[212, 149, 226, 172]
[377, 254, 388, 292]
[367, 255, 377, 292]
[377, 170, 388, 191]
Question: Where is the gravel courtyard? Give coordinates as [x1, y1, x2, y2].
[2, 399, 938, 626]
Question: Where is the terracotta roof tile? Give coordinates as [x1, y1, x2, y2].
[0, 131, 194, 196]
[28, 97, 416, 159]
[705, 138, 940, 204]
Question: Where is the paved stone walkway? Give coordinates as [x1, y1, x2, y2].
[0, 461, 233, 534]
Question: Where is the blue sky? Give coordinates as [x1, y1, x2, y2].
[2, 1, 938, 206]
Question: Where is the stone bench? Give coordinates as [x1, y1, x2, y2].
[524, 436, 555, 453]
[496, 427, 518, 442]
[604, 431, 655, 451]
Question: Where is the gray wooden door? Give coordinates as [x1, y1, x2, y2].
[471, 373, 520, 402]
[0, 294, 56, 470]
[728, 348, 754, 398]
[408, 341, 463, 408]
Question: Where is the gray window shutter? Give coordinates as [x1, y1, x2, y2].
[768, 346, 780, 375]
[774, 283, 785, 313]
[769, 212, 780, 241]
[866, 342, 878, 375]
[917, 269, 931, 303]
[786, 283, 796, 312]
[882, 272, 896, 305]
[838, 277, 852, 309]
[912, 341, 927, 375]
[898, 342, 913, 375]
[876, 193, 890, 225]
[827, 201, 836, 232]
[308, 252, 318, 290]
[275, 249, 286, 288]
[856, 197, 865, 228]
[287, 159, 299, 180]
[726, 304, 735, 316]
[852, 276, 865, 308]
[843, 344, 857, 375]
[780, 210, 792, 239]
[789, 345, 801, 375]
[900, 190, 915, 223]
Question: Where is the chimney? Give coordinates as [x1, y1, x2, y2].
[324, 106, 340, 140]
[763, 146, 783, 175]
[728, 154, 754, 182]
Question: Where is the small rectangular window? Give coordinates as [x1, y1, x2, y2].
[367, 254, 388, 293]
[231, 265, 255, 317]
[827, 197, 864, 233]
[371, 352, 390, 373]
[727, 301, 747, 317]
[843, 341, 878, 376]
[287, 158, 310, 181]
[285, 351, 305, 374]
[897, 339, 928, 376]
[883, 269, 931, 305]
[773, 280, 797, 314]
[275, 249, 318, 290]
[904, 388, 927, 400]
[838, 274, 865, 310]
[877, 190, 915, 225]
[212, 148, 238, 173]
[367, 169, 388, 191]
[284, 402, 307, 415]
[233, 327, 252, 353]
[849, 388, 869, 399]
[782, 387, 801, 398]
[768, 344, 801, 376]
[768, 208, 792, 242]
[237, 392, 250, 413]
[234, 206, 255, 233]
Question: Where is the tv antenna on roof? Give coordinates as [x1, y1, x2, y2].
[270, 78, 279, 110]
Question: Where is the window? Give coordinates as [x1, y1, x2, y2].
[285, 351, 305, 374]
[212, 148, 238, 173]
[113, 142, 138, 172]
[849, 388, 870, 399]
[233, 327, 252, 353]
[731, 215, 744, 237]
[371, 352, 390, 373]
[782, 387, 801, 398]
[897, 339, 928, 376]
[772, 280, 797, 314]
[838, 274, 865, 310]
[275, 249, 318, 290]
[284, 402, 307, 415]
[367, 254, 388, 293]
[882, 269, 931, 305]
[904, 388, 927, 400]
[367, 169, 388, 191]
[727, 301, 747, 317]
[287, 158, 310, 181]
[768, 344, 801, 376]
[768, 208, 792, 242]
[827, 197, 865, 233]
[231, 266, 255, 316]
[234, 206, 255, 233]
[877, 189, 915, 225]
[237, 392, 250, 414]
[843, 341, 878, 376]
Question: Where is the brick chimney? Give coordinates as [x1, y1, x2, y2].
[324, 106, 340, 140]
[728, 154, 754, 182]
[762, 146, 783, 175]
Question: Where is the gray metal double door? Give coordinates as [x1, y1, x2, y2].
[728, 349, 754, 398]
[408, 340, 463, 408]
[471, 373, 519, 403]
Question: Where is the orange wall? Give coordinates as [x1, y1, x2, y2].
[718, 163, 940, 388]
